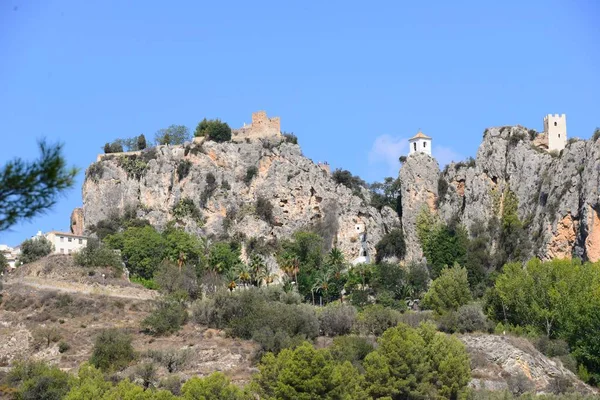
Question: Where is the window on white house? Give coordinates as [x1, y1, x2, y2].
[60, 248, 64, 253]
[60, 236, 64, 242]
[413, 143, 417, 151]
[554, 122, 557, 126]
[423, 142, 426, 148]
[68, 237, 72, 242]
[68, 249, 72, 254]
[79, 239, 82, 244]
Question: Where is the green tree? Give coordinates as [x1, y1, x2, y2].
[0, 252, 8, 274]
[369, 177, 401, 214]
[64, 363, 111, 400]
[496, 189, 531, 268]
[138, 134, 147, 150]
[181, 372, 246, 400]
[142, 296, 189, 336]
[73, 238, 122, 271]
[208, 242, 242, 274]
[8, 360, 71, 400]
[0, 141, 77, 231]
[18, 236, 53, 264]
[101, 379, 177, 399]
[155, 125, 191, 146]
[375, 229, 406, 263]
[105, 225, 166, 279]
[251, 342, 338, 399]
[363, 323, 470, 399]
[422, 265, 472, 314]
[89, 329, 135, 372]
[194, 118, 232, 142]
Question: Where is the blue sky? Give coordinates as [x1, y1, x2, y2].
[1, 0, 599, 246]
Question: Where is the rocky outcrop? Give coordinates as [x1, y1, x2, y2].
[400, 126, 600, 262]
[70, 208, 84, 236]
[461, 334, 595, 395]
[81, 138, 400, 263]
[399, 152, 439, 261]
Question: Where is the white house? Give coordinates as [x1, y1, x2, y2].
[408, 131, 432, 156]
[45, 231, 88, 255]
[0, 244, 20, 269]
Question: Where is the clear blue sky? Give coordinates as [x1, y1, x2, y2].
[1, 0, 599, 246]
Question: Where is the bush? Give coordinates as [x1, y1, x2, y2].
[422, 265, 472, 314]
[141, 297, 188, 336]
[7, 360, 71, 400]
[148, 349, 190, 373]
[374, 229, 406, 263]
[58, 341, 70, 353]
[172, 197, 203, 223]
[244, 166, 258, 185]
[33, 326, 61, 349]
[116, 155, 148, 180]
[89, 329, 135, 372]
[282, 132, 298, 144]
[319, 303, 358, 336]
[534, 336, 571, 358]
[74, 238, 122, 271]
[154, 124, 191, 146]
[332, 169, 366, 196]
[194, 118, 231, 142]
[154, 261, 199, 300]
[592, 128, 600, 142]
[357, 304, 402, 336]
[455, 303, 490, 333]
[329, 335, 374, 365]
[255, 196, 274, 224]
[177, 160, 192, 181]
[18, 236, 53, 264]
[104, 141, 124, 154]
[200, 172, 218, 208]
[181, 372, 243, 400]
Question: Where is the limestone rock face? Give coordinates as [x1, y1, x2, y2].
[401, 125, 600, 262]
[70, 208, 84, 236]
[399, 152, 439, 261]
[81, 139, 400, 263]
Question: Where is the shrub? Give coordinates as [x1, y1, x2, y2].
[137, 134, 147, 150]
[74, 238, 122, 271]
[592, 128, 600, 142]
[200, 172, 218, 207]
[177, 160, 192, 181]
[141, 297, 188, 336]
[437, 175, 449, 204]
[455, 303, 490, 333]
[399, 155, 407, 163]
[534, 336, 571, 358]
[89, 329, 135, 372]
[154, 125, 191, 145]
[422, 265, 472, 314]
[159, 375, 183, 396]
[282, 132, 298, 144]
[357, 304, 402, 336]
[86, 162, 104, 183]
[374, 229, 406, 263]
[181, 372, 243, 400]
[148, 349, 190, 373]
[319, 303, 358, 336]
[154, 261, 199, 300]
[57, 341, 70, 353]
[255, 196, 274, 224]
[172, 197, 203, 223]
[244, 166, 258, 185]
[332, 169, 366, 197]
[104, 142, 124, 154]
[329, 335, 374, 365]
[194, 118, 232, 142]
[117, 155, 148, 180]
[18, 236, 53, 264]
[33, 326, 61, 349]
[7, 360, 71, 400]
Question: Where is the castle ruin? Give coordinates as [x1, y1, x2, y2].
[232, 111, 281, 141]
[534, 114, 567, 152]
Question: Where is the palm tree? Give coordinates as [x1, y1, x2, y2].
[225, 270, 238, 292]
[177, 251, 187, 272]
[236, 263, 251, 287]
[326, 247, 346, 278]
[250, 254, 266, 287]
[281, 255, 300, 284]
[312, 268, 333, 305]
[257, 262, 276, 287]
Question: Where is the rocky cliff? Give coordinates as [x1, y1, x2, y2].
[81, 138, 400, 262]
[399, 126, 600, 262]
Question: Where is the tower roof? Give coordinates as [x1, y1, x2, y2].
[409, 131, 431, 140]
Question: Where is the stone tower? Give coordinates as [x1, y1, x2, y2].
[408, 131, 432, 156]
[543, 114, 567, 152]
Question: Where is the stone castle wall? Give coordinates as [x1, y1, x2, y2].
[232, 111, 281, 141]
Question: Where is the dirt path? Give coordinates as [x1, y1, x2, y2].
[4, 277, 157, 301]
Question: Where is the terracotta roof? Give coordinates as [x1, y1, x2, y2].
[409, 131, 431, 140]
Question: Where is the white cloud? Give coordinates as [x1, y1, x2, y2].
[368, 135, 408, 175]
[368, 135, 464, 176]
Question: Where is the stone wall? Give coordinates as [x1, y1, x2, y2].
[232, 111, 281, 141]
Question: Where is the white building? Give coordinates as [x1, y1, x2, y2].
[0, 244, 20, 269]
[351, 223, 370, 265]
[408, 131, 432, 156]
[543, 114, 567, 152]
[45, 231, 88, 255]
